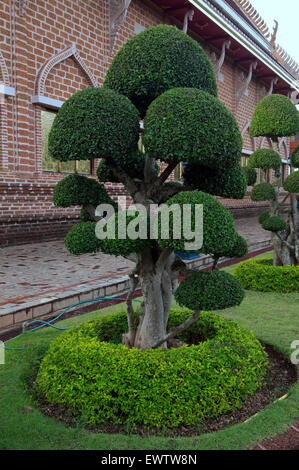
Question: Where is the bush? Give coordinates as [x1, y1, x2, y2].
[258, 210, 270, 225]
[104, 24, 217, 117]
[248, 149, 281, 171]
[65, 222, 101, 255]
[183, 163, 247, 199]
[262, 215, 287, 233]
[291, 145, 299, 168]
[175, 271, 245, 311]
[49, 87, 140, 163]
[251, 182, 276, 202]
[283, 171, 299, 194]
[234, 258, 299, 293]
[144, 88, 242, 168]
[250, 94, 299, 138]
[36, 310, 268, 429]
[242, 167, 257, 186]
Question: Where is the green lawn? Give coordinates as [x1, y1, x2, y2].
[0, 252, 298, 450]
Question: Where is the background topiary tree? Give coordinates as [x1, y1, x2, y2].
[249, 94, 299, 266]
[49, 25, 249, 350]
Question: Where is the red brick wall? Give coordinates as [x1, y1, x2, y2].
[0, 0, 292, 246]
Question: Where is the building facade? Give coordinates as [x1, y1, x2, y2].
[0, 0, 298, 246]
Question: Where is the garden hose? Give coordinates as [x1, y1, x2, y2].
[3, 296, 142, 352]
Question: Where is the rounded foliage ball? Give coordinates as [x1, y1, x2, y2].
[258, 210, 270, 225]
[183, 163, 247, 199]
[262, 216, 287, 233]
[36, 310, 268, 428]
[290, 145, 299, 168]
[248, 149, 281, 171]
[283, 171, 299, 193]
[49, 87, 140, 163]
[242, 167, 257, 186]
[175, 270, 244, 311]
[251, 182, 276, 202]
[144, 88, 242, 168]
[157, 191, 236, 255]
[249, 94, 299, 138]
[214, 233, 248, 260]
[104, 24, 217, 117]
[53, 174, 116, 208]
[65, 222, 101, 255]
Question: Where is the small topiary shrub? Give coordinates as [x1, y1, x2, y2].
[234, 258, 299, 293]
[258, 210, 270, 225]
[248, 149, 281, 171]
[104, 24, 217, 117]
[262, 215, 287, 233]
[290, 145, 299, 168]
[283, 171, 299, 194]
[65, 222, 101, 255]
[36, 310, 268, 429]
[251, 182, 276, 202]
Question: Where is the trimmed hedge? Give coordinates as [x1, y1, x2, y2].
[36, 310, 268, 429]
[250, 94, 299, 138]
[49, 87, 140, 163]
[175, 271, 245, 311]
[183, 163, 247, 199]
[258, 210, 270, 225]
[65, 222, 101, 255]
[234, 258, 299, 293]
[291, 145, 299, 168]
[251, 182, 276, 202]
[262, 216, 287, 233]
[283, 171, 299, 194]
[248, 149, 281, 172]
[104, 24, 217, 117]
[144, 88, 242, 168]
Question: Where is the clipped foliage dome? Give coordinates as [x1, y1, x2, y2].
[248, 149, 281, 171]
[157, 191, 236, 255]
[258, 210, 270, 225]
[250, 94, 299, 138]
[97, 151, 159, 183]
[214, 233, 248, 260]
[36, 310, 268, 429]
[242, 167, 257, 186]
[262, 215, 287, 233]
[144, 88, 242, 168]
[65, 222, 101, 255]
[175, 270, 244, 311]
[104, 24, 217, 118]
[283, 171, 299, 193]
[49, 87, 140, 163]
[53, 174, 116, 208]
[290, 145, 299, 168]
[183, 163, 247, 199]
[251, 182, 276, 202]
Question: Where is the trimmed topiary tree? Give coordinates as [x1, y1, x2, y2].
[250, 94, 299, 266]
[49, 25, 250, 350]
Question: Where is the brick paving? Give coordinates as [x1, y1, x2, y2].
[0, 216, 271, 330]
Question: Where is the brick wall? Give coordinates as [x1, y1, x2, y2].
[0, 0, 292, 246]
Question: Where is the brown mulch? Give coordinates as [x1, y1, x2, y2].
[27, 343, 296, 442]
[253, 420, 299, 450]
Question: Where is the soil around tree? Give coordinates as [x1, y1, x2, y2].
[27, 343, 296, 440]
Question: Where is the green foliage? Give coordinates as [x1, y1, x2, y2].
[250, 94, 299, 138]
[183, 163, 247, 199]
[144, 88, 242, 168]
[234, 258, 299, 293]
[49, 87, 140, 163]
[214, 234, 248, 260]
[175, 271, 244, 311]
[104, 24, 217, 118]
[290, 145, 299, 168]
[157, 191, 236, 255]
[97, 151, 159, 183]
[80, 207, 94, 222]
[53, 174, 116, 208]
[36, 310, 268, 429]
[248, 149, 281, 171]
[242, 167, 257, 186]
[65, 222, 101, 255]
[98, 211, 151, 257]
[262, 216, 287, 233]
[251, 182, 276, 202]
[258, 210, 270, 225]
[283, 171, 299, 193]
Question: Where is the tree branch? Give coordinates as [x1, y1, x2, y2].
[105, 157, 139, 196]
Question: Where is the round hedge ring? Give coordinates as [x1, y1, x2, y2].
[234, 258, 299, 293]
[104, 24, 217, 117]
[36, 310, 268, 429]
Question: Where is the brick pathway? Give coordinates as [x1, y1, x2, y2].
[0, 216, 271, 329]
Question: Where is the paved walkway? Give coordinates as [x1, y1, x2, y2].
[0, 216, 271, 329]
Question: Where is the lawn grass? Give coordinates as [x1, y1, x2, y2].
[0, 251, 298, 450]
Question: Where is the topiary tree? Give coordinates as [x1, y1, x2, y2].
[249, 94, 299, 266]
[49, 25, 249, 350]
